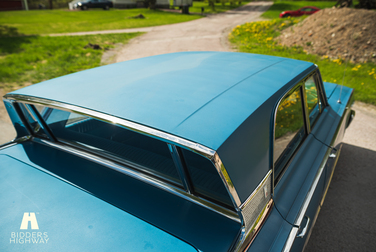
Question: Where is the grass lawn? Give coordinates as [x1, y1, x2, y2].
[229, 18, 376, 105]
[0, 8, 201, 35]
[0, 32, 141, 90]
[261, 0, 336, 19]
[189, 0, 252, 14]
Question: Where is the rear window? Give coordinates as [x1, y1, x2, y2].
[181, 149, 233, 208]
[19, 104, 235, 208]
[43, 108, 182, 186]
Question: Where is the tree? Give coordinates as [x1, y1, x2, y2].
[208, 0, 215, 11]
[356, 0, 376, 9]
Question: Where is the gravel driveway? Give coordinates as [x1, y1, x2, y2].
[1, 2, 375, 250]
[115, 2, 272, 62]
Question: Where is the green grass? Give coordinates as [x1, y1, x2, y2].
[261, 0, 336, 19]
[189, 0, 252, 14]
[0, 33, 141, 89]
[229, 18, 376, 105]
[0, 8, 201, 35]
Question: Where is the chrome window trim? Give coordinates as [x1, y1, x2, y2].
[168, 143, 194, 193]
[304, 71, 324, 129]
[272, 84, 306, 184]
[314, 66, 329, 107]
[282, 87, 353, 252]
[300, 84, 311, 136]
[0, 136, 31, 150]
[25, 104, 57, 141]
[272, 68, 319, 185]
[33, 137, 241, 223]
[283, 227, 299, 252]
[5, 94, 216, 158]
[212, 153, 242, 207]
[5, 94, 243, 221]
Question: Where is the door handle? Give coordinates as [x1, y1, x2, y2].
[296, 216, 310, 238]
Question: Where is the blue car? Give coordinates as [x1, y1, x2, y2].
[0, 52, 354, 251]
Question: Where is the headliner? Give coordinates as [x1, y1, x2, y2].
[10, 52, 315, 150]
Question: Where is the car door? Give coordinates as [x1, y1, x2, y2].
[272, 71, 333, 251]
[89, 0, 99, 8]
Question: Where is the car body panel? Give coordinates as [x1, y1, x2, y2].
[280, 6, 320, 18]
[9, 52, 313, 152]
[77, 0, 113, 9]
[276, 83, 354, 252]
[1, 52, 355, 252]
[247, 207, 293, 251]
[0, 141, 241, 252]
[323, 82, 338, 99]
[9, 52, 316, 204]
[273, 135, 326, 220]
[0, 153, 198, 252]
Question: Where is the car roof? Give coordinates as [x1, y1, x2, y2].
[10, 52, 315, 151]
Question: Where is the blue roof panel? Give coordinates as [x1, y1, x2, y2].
[11, 52, 314, 150]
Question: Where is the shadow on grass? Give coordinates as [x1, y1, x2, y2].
[0, 25, 35, 54]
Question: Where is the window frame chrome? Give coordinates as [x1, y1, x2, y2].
[272, 84, 307, 184]
[5, 94, 243, 222]
[272, 68, 324, 186]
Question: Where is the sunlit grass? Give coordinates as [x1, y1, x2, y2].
[0, 33, 141, 89]
[229, 18, 376, 105]
[0, 8, 201, 35]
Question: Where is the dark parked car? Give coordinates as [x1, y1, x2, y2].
[0, 52, 354, 251]
[280, 6, 320, 18]
[76, 0, 113, 10]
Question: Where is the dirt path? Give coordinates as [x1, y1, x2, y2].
[0, 2, 272, 144]
[115, 2, 272, 62]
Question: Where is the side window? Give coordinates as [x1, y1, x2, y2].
[181, 149, 233, 208]
[274, 87, 306, 179]
[304, 75, 321, 127]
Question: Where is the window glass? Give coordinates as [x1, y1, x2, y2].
[304, 76, 320, 127]
[19, 104, 47, 138]
[274, 88, 306, 177]
[181, 149, 233, 208]
[43, 108, 182, 186]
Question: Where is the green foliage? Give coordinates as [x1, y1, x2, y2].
[275, 90, 304, 139]
[261, 0, 336, 19]
[0, 9, 201, 35]
[0, 33, 141, 89]
[229, 18, 376, 105]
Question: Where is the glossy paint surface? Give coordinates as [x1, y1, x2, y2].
[0, 142, 240, 252]
[9, 52, 314, 151]
[280, 6, 320, 18]
[1, 52, 355, 252]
